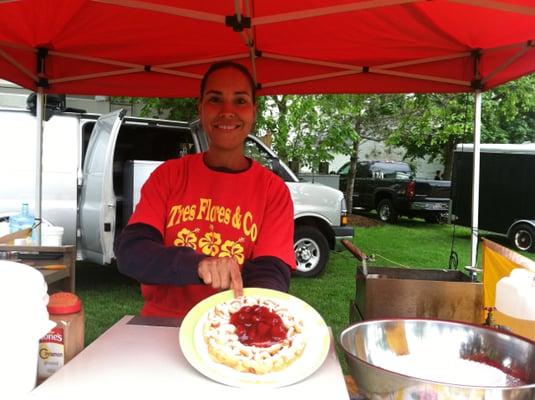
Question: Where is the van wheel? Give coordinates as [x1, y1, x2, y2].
[293, 226, 329, 277]
[377, 199, 398, 223]
[509, 223, 535, 252]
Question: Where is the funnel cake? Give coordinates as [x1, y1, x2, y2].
[202, 296, 306, 374]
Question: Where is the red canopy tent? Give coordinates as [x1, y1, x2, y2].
[1, 0, 534, 96]
[1, 0, 534, 268]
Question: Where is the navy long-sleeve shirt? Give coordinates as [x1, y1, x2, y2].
[115, 223, 291, 292]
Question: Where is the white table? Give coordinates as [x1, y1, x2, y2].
[30, 316, 350, 399]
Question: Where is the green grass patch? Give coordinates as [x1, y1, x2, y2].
[357, 220, 474, 269]
[76, 262, 143, 346]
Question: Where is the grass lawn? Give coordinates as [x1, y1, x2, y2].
[75, 215, 535, 372]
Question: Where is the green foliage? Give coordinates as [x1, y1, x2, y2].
[482, 75, 535, 143]
[388, 75, 535, 163]
[138, 97, 198, 121]
[256, 94, 406, 171]
[257, 95, 357, 170]
[112, 96, 198, 121]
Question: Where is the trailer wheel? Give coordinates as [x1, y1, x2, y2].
[377, 199, 398, 223]
[293, 225, 329, 277]
[509, 223, 535, 252]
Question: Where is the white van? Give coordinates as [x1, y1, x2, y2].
[0, 103, 353, 277]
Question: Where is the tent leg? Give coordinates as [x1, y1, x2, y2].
[35, 90, 44, 245]
[469, 90, 482, 279]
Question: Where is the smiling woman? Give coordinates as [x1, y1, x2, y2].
[198, 63, 257, 170]
[114, 62, 297, 319]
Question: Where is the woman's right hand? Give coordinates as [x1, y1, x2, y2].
[198, 256, 244, 297]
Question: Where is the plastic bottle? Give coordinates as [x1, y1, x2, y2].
[37, 292, 85, 380]
[9, 203, 35, 244]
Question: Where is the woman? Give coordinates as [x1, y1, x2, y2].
[115, 62, 295, 318]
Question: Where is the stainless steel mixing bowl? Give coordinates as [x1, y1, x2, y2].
[339, 319, 535, 399]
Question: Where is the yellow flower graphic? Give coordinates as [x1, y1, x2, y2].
[174, 228, 198, 249]
[199, 232, 222, 256]
[219, 240, 245, 265]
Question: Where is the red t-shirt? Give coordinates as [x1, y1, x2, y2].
[128, 153, 295, 317]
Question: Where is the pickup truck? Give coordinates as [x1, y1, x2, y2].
[338, 160, 450, 223]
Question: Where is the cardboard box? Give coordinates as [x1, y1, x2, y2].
[0, 227, 31, 245]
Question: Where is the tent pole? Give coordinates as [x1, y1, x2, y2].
[35, 90, 44, 245]
[469, 90, 482, 279]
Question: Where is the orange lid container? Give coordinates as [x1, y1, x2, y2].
[47, 292, 82, 315]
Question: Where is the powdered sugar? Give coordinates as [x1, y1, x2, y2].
[376, 354, 510, 387]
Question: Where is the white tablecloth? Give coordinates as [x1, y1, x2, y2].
[30, 315, 350, 399]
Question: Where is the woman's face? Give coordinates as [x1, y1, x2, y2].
[198, 67, 256, 154]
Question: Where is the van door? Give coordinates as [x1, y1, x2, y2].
[79, 109, 125, 264]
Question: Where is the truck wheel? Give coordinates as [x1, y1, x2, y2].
[509, 223, 535, 252]
[377, 199, 398, 223]
[293, 225, 329, 277]
[424, 214, 439, 223]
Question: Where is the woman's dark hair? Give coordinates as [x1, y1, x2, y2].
[199, 61, 256, 104]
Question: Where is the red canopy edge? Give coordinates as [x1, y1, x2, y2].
[0, 0, 534, 97]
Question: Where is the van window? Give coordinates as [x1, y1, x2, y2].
[243, 137, 296, 182]
[81, 121, 96, 166]
[116, 123, 194, 162]
[338, 163, 350, 175]
[244, 137, 272, 168]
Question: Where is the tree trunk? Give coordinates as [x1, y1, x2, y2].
[346, 140, 360, 213]
[289, 160, 300, 174]
[442, 138, 456, 180]
[271, 96, 289, 163]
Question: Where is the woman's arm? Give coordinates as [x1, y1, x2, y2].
[115, 223, 206, 286]
[241, 256, 291, 292]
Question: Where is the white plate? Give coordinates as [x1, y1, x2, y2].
[179, 288, 330, 388]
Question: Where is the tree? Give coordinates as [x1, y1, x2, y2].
[257, 95, 359, 172]
[111, 96, 198, 121]
[310, 94, 414, 210]
[388, 75, 535, 179]
[257, 93, 411, 210]
[482, 75, 535, 143]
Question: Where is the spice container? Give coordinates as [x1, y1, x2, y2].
[38, 292, 85, 380]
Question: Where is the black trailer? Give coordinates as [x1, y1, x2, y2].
[451, 143, 535, 252]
